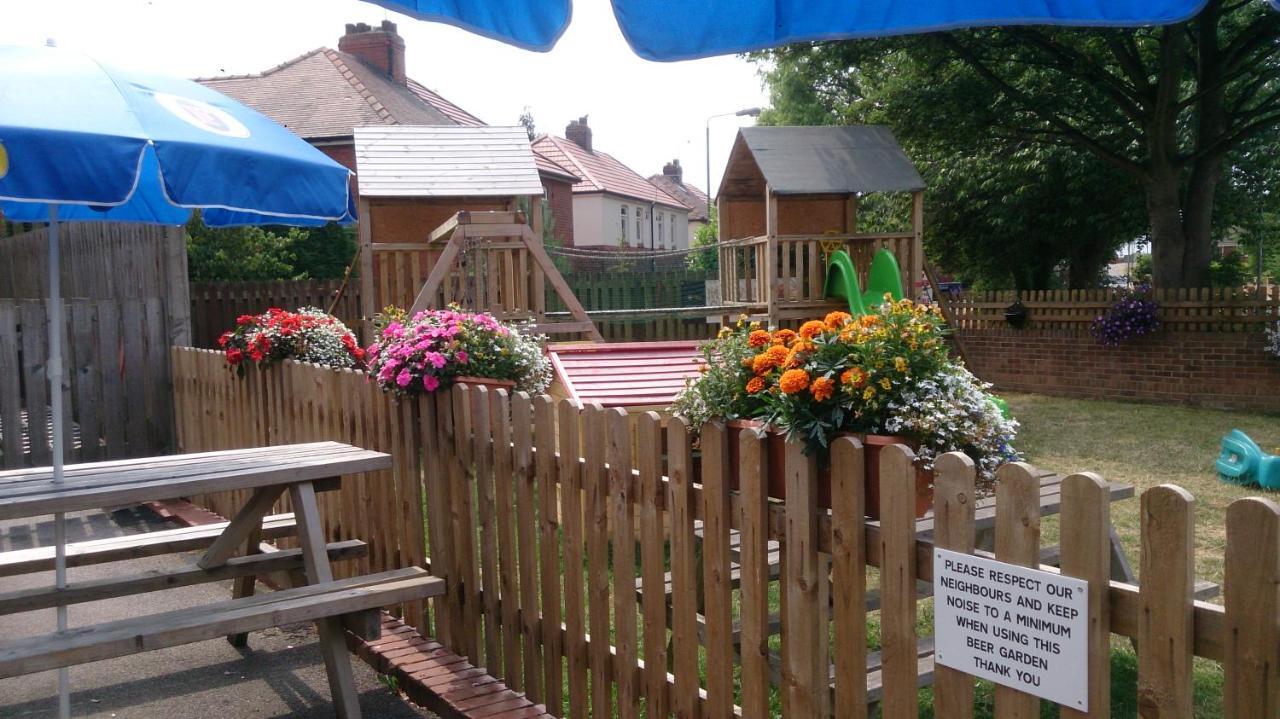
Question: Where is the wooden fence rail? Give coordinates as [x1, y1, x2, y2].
[171, 347, 1278, 718]
[946, 286, 1280, 332]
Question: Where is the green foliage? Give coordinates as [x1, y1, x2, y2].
[1210, 251, 1252, 288]
[1133, 253, 1153, 285]
[753, 39, 1146, 290]
[685, 205, 719, 275]
[185, 213, 356, 282]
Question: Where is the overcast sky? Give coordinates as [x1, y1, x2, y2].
[1, 0, 770, 195]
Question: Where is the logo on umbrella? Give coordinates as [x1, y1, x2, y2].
[154, 92, 251, 139]
[0, 142, 8, 179]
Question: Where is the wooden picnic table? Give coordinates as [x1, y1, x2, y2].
[0, 442, 443, 719]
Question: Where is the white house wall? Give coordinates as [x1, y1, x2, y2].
[576, 193, 690, 250]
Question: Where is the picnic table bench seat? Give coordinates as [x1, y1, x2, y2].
[0, 567, 444, 679]
[0, 512, 299, 577]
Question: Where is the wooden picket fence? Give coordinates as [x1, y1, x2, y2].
[170, 347, 1279, 718]
[947, 286, 1280, 332]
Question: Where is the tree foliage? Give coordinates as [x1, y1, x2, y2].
[751, 0, 1280, 289]
[186, 214, 357, 282]
[686, 205, 719, 275]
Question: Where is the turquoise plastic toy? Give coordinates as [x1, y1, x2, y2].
[824, 248, 904, 317]
[1216, 429, 1280, 490]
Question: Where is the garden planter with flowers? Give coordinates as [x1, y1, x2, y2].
[674, 301, 1019, 518]
[365, 306, 552, 397]
[219, 307, 364, 373]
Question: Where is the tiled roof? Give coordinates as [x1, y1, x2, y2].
[407, 79, 485, 126]
[532, 135, 687, 210]
[648, 174, 710, 221]
[197, 48, 483, 139]
[548, 341, 705, 409]
[533, 149, 580, 183]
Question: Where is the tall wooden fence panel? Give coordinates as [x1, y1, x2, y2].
[189, 279, 362, 347]
[0, 298, 172, 468]
[170, 349, 1279, 718]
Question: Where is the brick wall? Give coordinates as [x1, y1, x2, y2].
[544, 177, 575, 248]
[958, 327, 1280, 413]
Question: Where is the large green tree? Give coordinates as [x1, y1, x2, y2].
[752, 0, 1280, 288]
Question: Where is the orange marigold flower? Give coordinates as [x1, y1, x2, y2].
[751, 353, 774, 375]
[860, 314, 880, 328]
[771, 328, 797, 346]
[765, 345, 789, 363]
[841, 367, 868, 387]
[810, 376, 835, 401]
[747, 329, 771, 347]
[745, 376, 766, 394]
[823, 311, 852, 329]
[779, 369, 810, 394]
[798, 320, 826, 339]
[784, 349, 802, 369]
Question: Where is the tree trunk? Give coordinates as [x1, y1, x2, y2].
[1146, 170, 1189, 287]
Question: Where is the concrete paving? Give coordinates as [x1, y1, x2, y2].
[0, 507, 434, 718]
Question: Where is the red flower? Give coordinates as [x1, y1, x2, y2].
[235, 314, 256, 326]
[226, 348, 244, 365]
[217, 331, 232, 348]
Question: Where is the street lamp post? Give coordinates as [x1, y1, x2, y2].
[706, 107, 761, 207]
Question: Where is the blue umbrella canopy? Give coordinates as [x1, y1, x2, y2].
[0, 44, 354, 226]
[363, 0, 1215, 60]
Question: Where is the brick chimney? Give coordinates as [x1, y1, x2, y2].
[565, 116, 592, 153]
[339, 20, 406, 85]
[662, 159, 683, 185]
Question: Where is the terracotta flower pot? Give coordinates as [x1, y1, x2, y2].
[720, 422, 933, 518]
[453, 376, 517, 391]
[862, 434, 934, 520]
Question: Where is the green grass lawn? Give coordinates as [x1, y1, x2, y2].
[979, 392, 1280, 718]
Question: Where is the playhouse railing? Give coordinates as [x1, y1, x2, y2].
[717, 232, 920, 318]
[171, 347, 1279, 718]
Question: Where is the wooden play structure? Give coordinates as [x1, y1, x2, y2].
[716, 125, 928, 324]
[408, 210, 600, 340]
[354, 125, 599, 340]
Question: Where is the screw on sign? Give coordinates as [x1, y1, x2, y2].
[933, 548, 1091, 710]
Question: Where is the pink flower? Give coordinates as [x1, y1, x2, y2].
[456, 350, 469, 364]
[423, 375, 440, 392]
[396, 368, 413, 388]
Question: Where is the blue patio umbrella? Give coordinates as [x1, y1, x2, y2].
[0, 44, 353, 717]
[362, 0, 1219, 60]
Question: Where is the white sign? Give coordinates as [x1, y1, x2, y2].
[933, 548, 1090, 710]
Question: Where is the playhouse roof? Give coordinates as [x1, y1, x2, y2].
[719, 126, 925, 199]
[354, 126, 544, 198]
[548, 341, 705, 409]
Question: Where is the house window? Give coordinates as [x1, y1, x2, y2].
[620, 205, 628, 243]
[657, 213, 665, 248]
[635, 206, 643, 246]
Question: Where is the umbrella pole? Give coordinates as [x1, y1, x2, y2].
[47, 205, 71, 719]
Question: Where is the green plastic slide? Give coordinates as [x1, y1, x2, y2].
[823, 248, 905, 317]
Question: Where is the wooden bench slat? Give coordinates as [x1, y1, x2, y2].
[0, 540, 368, 615]
[0, 442, 350, 482]
[0, 513, 297, 577]
[0, 567, 444, 678]
[0, 450, 389, 520]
